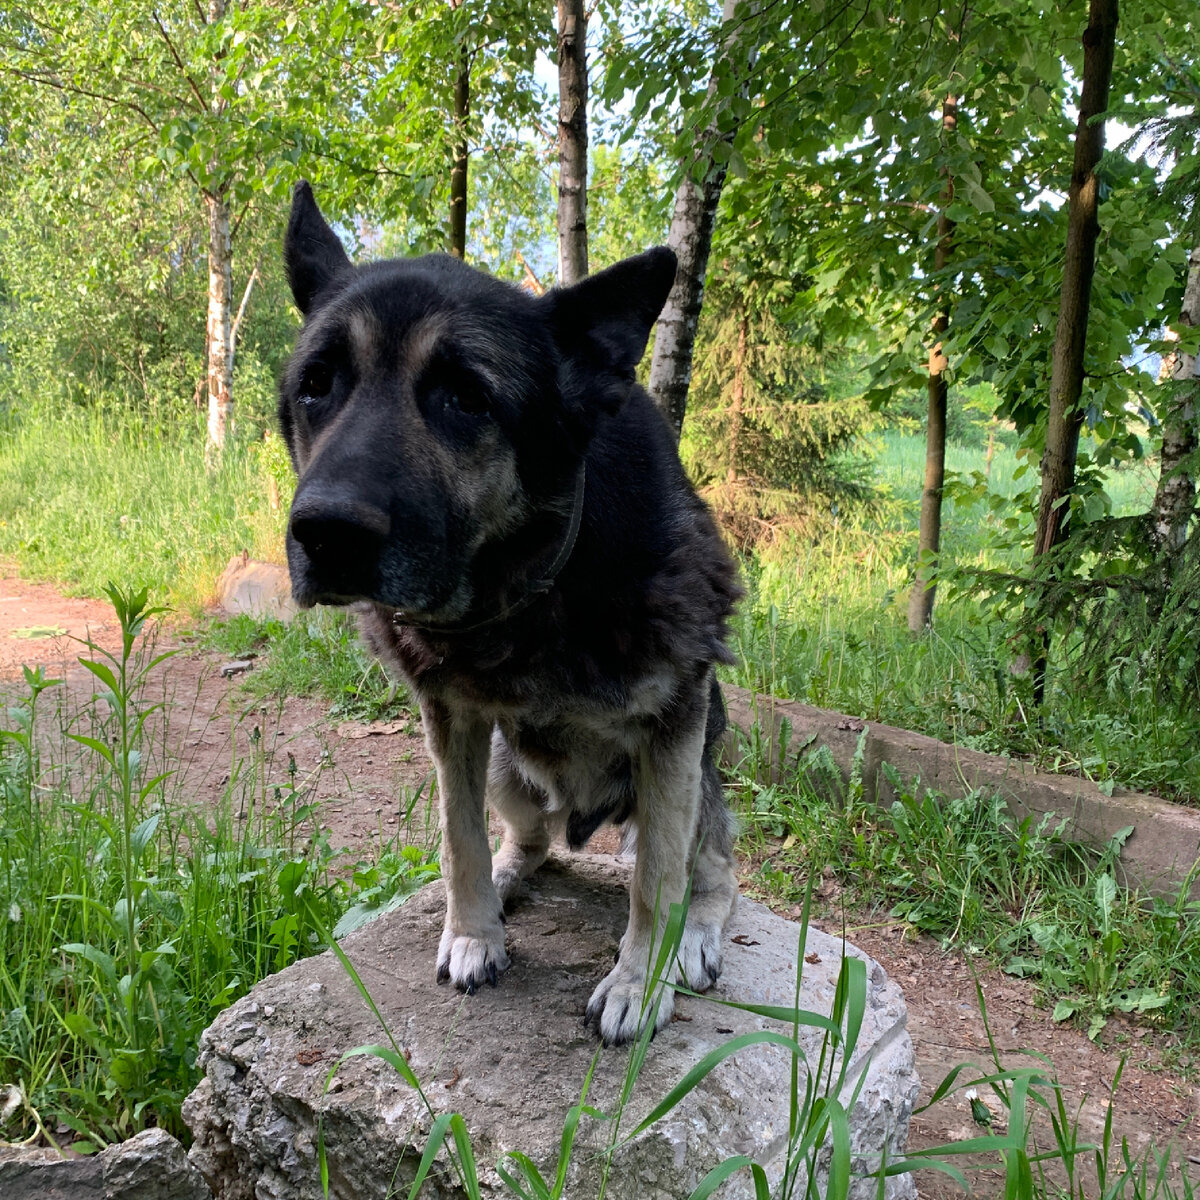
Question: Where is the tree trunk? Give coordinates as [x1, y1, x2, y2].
[727, 308, 748, 483]
[1031, 0, 1118, 702]
[203, 0, 233, 454]
[556, 0, 588, 285]
[205, 187, 233, 453]
[648, 0, 744, 440]
[449, 6, 469, 260]
[1150, 244, 1200, 556]
[907, 94, 958, 633]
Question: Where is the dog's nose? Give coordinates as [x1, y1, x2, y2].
[290, 493, 391, 571]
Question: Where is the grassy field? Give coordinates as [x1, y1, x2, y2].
[0, 405, 292, 612]
[729, 431, 1200, 802]
[1, 404, 1196, 801]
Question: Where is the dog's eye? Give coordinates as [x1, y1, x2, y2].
[299, 361, 335, 402]
[443, 386, 489, 417]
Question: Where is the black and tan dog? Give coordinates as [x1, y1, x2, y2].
[279, 182, 741, 1044]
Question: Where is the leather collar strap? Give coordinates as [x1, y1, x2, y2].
[393, 464, 586, 637]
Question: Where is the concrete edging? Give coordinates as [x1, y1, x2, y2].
[721, 684, 1200, 898]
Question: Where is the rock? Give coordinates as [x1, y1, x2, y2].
[216, 554, 297, 621]
[184, 855, 918, 1200]
[0, 1128, 211, 1200]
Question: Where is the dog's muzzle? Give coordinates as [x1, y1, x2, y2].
[288, 486, 390, 604]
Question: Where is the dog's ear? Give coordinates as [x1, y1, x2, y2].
[542, 247, 677, 413]
[285, 181, 353, 317]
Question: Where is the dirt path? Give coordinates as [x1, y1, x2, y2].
[3, 572, 1198, 1193]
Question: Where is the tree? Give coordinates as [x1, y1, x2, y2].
[907, 92, 958, 633]
[556, 0, 588, 284]
[645, 0, 745, 439]
[1151, 244, 1200, 555]
[1030, 0, 1119, 702]
[448, 0, 471, 259]
[1033, 0, 1120, 564]
[0, 2, 396, 451]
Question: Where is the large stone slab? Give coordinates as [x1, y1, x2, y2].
[184, 855, 917, 1200]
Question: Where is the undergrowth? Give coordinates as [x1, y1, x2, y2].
[731, 725, 1200, 1062]
[727, 432, 1200, 802]
[200, 609, 411, 722]
[0, 587, 435, 1145]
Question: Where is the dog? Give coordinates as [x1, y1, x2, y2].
[279, 182, 742, 1044]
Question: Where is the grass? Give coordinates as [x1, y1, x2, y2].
[728, 432, 1200, 802]
[0, 402, 293, 612]
[730, 728, 1200, 1063]
[0, 587, 436, 1146]
[200, 608, 411, 722]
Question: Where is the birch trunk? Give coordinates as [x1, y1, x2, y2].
[907, 94, 958, 633]
[205, 188, 234, 451]
[1150, 244, 1200, 556]
[648, 0, 744, 440]
[203, 0, 234, 454]
[556, 0, 588, 285]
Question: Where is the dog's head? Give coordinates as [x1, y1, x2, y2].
[278, 182, 676, 622]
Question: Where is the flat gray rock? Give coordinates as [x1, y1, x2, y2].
[0, 1127, 210, 1200]
[184, 855, 917, 1200]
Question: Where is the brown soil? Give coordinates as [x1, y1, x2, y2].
[3, 571, 1199, 1194]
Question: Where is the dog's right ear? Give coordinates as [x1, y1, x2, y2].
[284, 181, 353, 317]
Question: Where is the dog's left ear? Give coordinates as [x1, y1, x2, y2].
[285, 181, 353, 317]
[542, 247, 677, 413]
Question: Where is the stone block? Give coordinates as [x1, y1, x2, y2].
[184, 855, 917, 1199]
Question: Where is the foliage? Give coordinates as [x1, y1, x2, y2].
[0, 591, 437, 1142]
[730, 748, 1200, 1054]
[201, 609, 413, 723]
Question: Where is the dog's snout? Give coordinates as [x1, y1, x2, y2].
[290, 492, 391, 574]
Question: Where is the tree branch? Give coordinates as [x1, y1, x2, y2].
[152, 10, 209, 112]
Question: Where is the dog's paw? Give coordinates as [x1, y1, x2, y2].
[491, 862, 522, 905]
[677, 920, 724, 992]
[584, 962, 675, 1045]
[437, 923, 509, 994]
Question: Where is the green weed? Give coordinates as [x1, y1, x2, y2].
[201, 609, 412, 722]
[730, 748, 1200, 1053]
[0, 588, 436, 1144]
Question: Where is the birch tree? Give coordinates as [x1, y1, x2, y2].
[556, 0, 588, 284]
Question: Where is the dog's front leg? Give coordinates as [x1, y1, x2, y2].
[422, 697, 509, 992]
[584, 718, 706, 1045]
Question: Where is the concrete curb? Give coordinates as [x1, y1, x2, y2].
[721, 685, 1200, 898]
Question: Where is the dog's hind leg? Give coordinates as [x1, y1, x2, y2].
[422, 698, 510, 993]
[584, 707, 707, 1045]
[676, 751, 738, 991]
[487, 730, 555, 905]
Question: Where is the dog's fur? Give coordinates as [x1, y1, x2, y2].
[279, 182, 742, 1044]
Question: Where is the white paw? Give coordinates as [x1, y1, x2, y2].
[584, 960, 675, 1045]
[437, 922, 509, 994]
